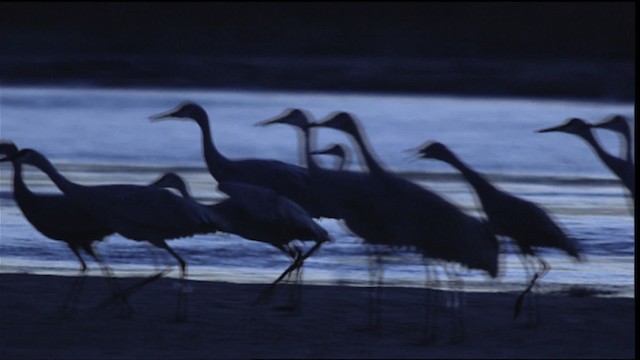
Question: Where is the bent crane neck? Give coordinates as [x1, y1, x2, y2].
[303, 126, 322, 172]
[579, 129, 619, 167]
[442, 152, 499, 203]
[196, 115, 231, 179]
[23, 153, 82, 197]
[10, 160, 37, 203]
[576, 130, 635, 198]
[345, 126, 385, 175]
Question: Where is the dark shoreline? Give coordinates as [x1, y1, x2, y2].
[0, 55, 634, 102]
[0, 273, 634, 359]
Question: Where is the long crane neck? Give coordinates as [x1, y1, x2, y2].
[578, 129, 623, 172]
[345, 125, 385, 175]
[577, 129, 634, 198]
[10, 160, 35, 200]
[621, 128, 633, 164]
[23, 152, 82, 196]
[195, 115, 231, 179]
[302, 126, 321, 172]
[439, 150, 499, 201]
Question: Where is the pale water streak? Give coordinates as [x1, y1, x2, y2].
[0, 86, 634, 297]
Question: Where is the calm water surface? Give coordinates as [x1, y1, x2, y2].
[0, 86, 634, 297]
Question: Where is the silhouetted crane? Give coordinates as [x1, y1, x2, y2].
[151, 172, 331, 309]
[591, 115, 634, 164]
[537, 118, 635, 200]
[149, 102, 321, 217]
[310, 144, 350, 170]
[271, 110, 500, 342]
[1, 148, 226, 322]
[0, 141, 129, 317]
[414, 141, 583, 325]
[257, 108, 400, 329]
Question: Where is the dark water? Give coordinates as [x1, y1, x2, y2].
[0, 86, 634, 297]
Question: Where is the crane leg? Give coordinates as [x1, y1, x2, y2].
[530, 256, 549, 326]
[58, 246, 89, 318]
[290, 245, 304, 309]
[514, 254, 549, 326]
[254, 241, 323, 306]
[84, 245, 133, 319]
[365, 247, 383, 331]
[444, 263, 465, 343]
[158, 241, 189, 322]
[419, 260, 438, 344]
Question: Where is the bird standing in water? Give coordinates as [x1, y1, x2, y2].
[311, 112, 500, 342]
[151, 172, 332, 310]
[0, 141, 128, 318]
[414, 141, 583, 326]
[1, 148, 226, 322]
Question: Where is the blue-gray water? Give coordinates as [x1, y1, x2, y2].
[0, 86, 634, 297]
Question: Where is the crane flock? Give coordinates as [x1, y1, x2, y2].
[0, 102, 632, 342]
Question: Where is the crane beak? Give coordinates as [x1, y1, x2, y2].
[254, 108, 308, 128]
[148, 109, 178, 122]
[536, 123, 567, 133]
[254, 116, 283, 127]
[401, 147, 423, 162]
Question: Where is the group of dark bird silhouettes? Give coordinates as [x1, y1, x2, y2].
[0, 102, 634, 343]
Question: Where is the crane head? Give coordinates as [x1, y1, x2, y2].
[413, 141, 454, 162]
[0, 148, 37, 164]
[149, 101, 207, 123]
[312, 111, 360, 136]
[536, 118, 591, 136]
[0, 141, 19, 157]
[255, 108, 311, 129]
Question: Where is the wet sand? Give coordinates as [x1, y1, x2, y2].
[0, 273, 634, 359]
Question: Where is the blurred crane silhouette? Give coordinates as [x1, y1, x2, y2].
[267, 110, 500, 342]
[0, 141, 131, 317]
[310, 143, 350, 170]
[151, 172, 331, 310]
[257, 109, 400, 329]
[149, 102, 321, 217]
[1, 148, 226, 322]
[414, 141, 583, 326]
[591, 115, 634, 164]
[537, 118, 635, 201]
